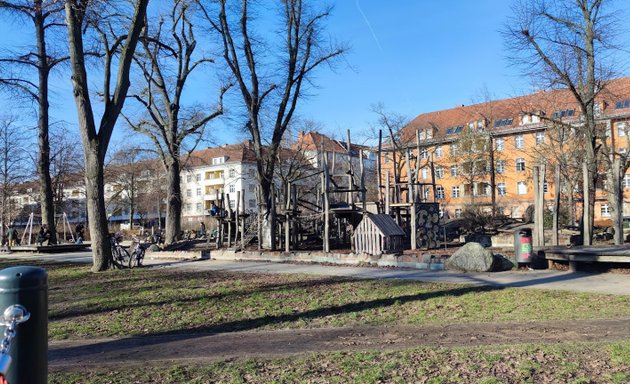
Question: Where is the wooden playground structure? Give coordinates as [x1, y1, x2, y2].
[209, 130, 443, 256]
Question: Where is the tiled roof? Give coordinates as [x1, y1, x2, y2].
[399, 77, 630, 144]
[184, 141, 257, 167]
[296, 131, 372, 154]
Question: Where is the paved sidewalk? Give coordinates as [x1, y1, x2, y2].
[167, 258, 630, 296]
[2, 251, 629, 295]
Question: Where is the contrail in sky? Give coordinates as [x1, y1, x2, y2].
[355, 0, 383, 52]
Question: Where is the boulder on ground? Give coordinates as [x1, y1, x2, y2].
[445, 242, 494, 272]
[493, 253, 514, 271]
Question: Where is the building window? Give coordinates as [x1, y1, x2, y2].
[196, 188, 201, 196]
[452, 186, 460, 198]
[517, 181, 527, 195]
[495, 138, 504, 151]
[436, 186, 444, 200]
[496, 160, 505, 174]
[186, 189, 192, 197]
[229, 200, 236, 209]
[601, 203, 611, 217]
[421, 167, 429, 180]
[186, 175, 192, 183]
[515, 135, 524, 149]
[494, 118, 513, 127]
[141, 170, 151, 177]
[450, 144, 459, 157]
[229, 184, 235, 193]
[618, 122, 627, 137]
[450, 165, 458, 177]
[212, 157, 225, 165]
[249, 169, 255, 177]
[483, 183, 491, 196]
[249, 199, 256, 208]
[196, 203, 202, 212]
[535, 132, 545, 145]
[186, 203, 192, 212]
[249, 183, 256, 192]
[552, 109, 576, 119]
[422, 187, 430, 200]
[615, 100, 630, 109]
[435, 166, 444, 179]
[229, 169, 236, 178]
[543, 182, 548, 194]
[497, 183, 506, 196]
[516, 158, 526, 171]
[420, 148, 428, 159]
[455, 208, 462, 218]
[435, 146, 443, 158]
[196, 174, 201, 182]
[623, 174, 630, 189]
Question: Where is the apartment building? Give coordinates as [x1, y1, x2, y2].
[296, 131, 376, 170]
[385, 77, 630, 223]
[180, 141, 258, 225]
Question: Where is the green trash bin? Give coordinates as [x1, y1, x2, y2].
[0, 266, 47, 384]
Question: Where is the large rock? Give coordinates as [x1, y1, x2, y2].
[445, 242, 494, 272]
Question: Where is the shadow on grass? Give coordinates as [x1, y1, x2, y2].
[49, 275, 365, 320]
[48, 267, 600, 362]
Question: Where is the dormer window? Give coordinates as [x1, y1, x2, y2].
[494, 118, 513, 128]
[212, 156, 226, 165]
[615, 100, 630, 109]
[552, 109, 576, 119]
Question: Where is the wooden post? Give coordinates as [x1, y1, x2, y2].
[406, 151, 416, 250]
[256, 186, 261, 251]
[377, 129, 383, 208]
[533, 166, 540, 247]
[226, 193, 232, 248]
[553, 164, 560, 246]
[323, 154, 331, 253]
[612, 158, 623, 245]
[235, 191, 241, 245]
[538, 164, 546, 247]
[385, 171, 391, 215]
[346, 129, 353, 205]
[360, 149, 366, 213]
[241, 191, 246, 250]
[285, 182, 291, 253]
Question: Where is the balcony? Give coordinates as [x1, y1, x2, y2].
[205, 176, 225, 186]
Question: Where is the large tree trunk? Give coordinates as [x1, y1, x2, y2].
[259, 174, 276, 250]
[84, 149, 111, 271]
[34, 0, 56, 244]
[165, 159, 182, 245]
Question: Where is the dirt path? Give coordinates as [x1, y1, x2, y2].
[49, 318, 630, 369]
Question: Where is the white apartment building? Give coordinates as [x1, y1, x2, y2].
[180, 141, 259, 225]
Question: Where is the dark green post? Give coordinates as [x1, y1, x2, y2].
[0, 266, 48, 384]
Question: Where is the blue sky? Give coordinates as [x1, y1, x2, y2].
[1, 1, 629, 150]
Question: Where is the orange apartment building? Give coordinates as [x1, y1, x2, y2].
[383, 77, 630, 224]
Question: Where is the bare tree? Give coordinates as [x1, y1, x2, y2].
[200, 0, 345, 249]
[125, 0, 228, 245]
[64, 0, 149, 271]
[49, 126, 85, 221]
[0, 0, 67, 244]
[0, 116, 31, 226]
[505, 0, 618, 244]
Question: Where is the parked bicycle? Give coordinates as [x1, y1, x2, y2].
[128, 237, 147, 268]
[109, 233, 131, 268]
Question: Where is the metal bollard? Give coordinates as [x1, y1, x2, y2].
[0, 267, 48, 384]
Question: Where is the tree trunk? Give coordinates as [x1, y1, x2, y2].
[84, 149, 111, 271]
[259, 176, 276, 250]
[34, 0, 56, 244]
[165, 159, 182, 245]
[610, 159, 624, 245]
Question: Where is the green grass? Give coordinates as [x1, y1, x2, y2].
[49, 341, 630, 383]
[2, 259, 628, 383]
[0, 259, 626, 340]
